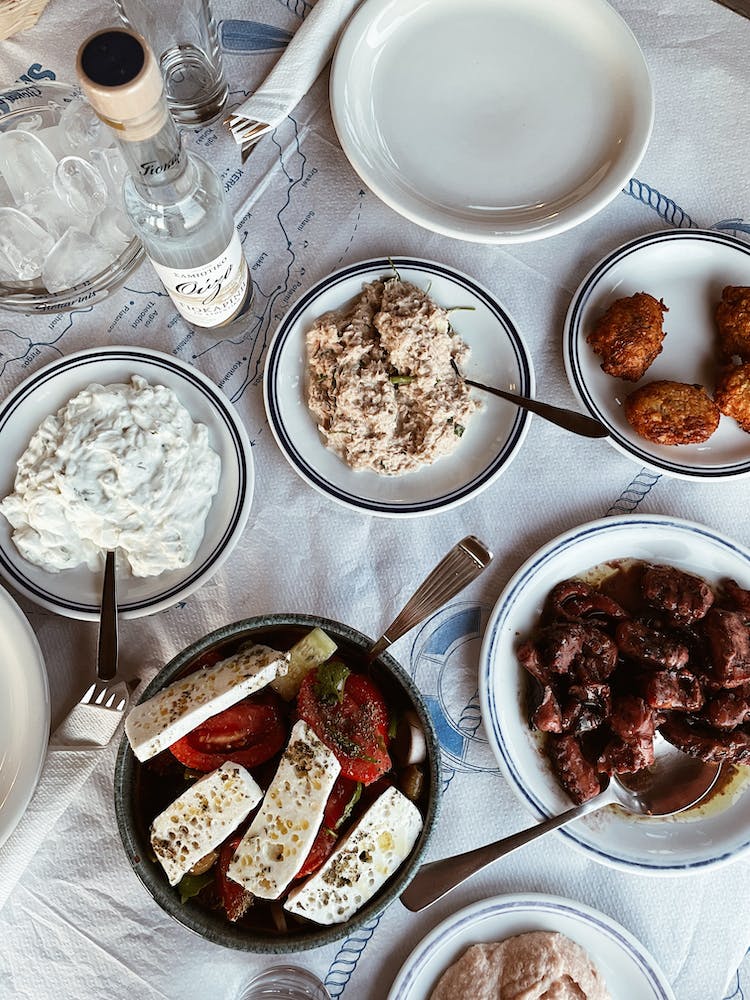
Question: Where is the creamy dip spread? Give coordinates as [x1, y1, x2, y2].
[0, 375, 221, 576]
[306, 277, 479, 475]
[429, 932, 611, 1000]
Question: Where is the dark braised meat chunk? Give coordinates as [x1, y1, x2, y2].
[703, 688, 750, 729]
[567, 683, 611, 734]
[598, 735, 655, 776]
[547, 579, 628, 624]
[518, 623, 617, 685]
[660, 715, 750, 764]
[609, 694, 659, 740]
[704, 608, 750, 687]
[641, 563, 714, 626]
[642, 670, 704, 712]
[549, 735, 602, 804]
[720, 579, 750, 615]
[533, 686, 563, 733]
[615, 619, 690, 670]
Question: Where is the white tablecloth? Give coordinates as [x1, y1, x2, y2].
[1, 1, 750, 998]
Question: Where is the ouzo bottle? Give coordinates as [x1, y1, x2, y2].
[76, 27, 253, 334]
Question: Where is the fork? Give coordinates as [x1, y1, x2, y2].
[49, 678, 138, 751]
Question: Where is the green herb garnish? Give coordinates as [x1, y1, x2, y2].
[314, 659, 350, 704]
[389, 374, 415, 386]
[177, 871, 214, 904]
[454, 422, 465, 438]
[335, 782, 363, 830]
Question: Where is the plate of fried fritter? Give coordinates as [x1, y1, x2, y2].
[480, 514, 750, 874]
[564, 229, 750, 479]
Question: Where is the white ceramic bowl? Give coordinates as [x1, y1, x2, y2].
[330, 0, 653, 243]
[0, 347, 253, 620]
[479, 514, 750, 874]
[388, 893, 674, 1000]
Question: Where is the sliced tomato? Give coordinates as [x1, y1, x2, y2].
[169, 689, 286, 771]
[295, 775, 360, 879]
[217, 833, 253, 922]
[297, 668, 391, 784]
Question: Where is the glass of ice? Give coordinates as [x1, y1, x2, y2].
[0, 81, 143, 314]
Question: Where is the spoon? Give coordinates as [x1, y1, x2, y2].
[400, 734, 721, 912]
[450, 359, 609, 439]
[368, 535, 492, 662]
[96, 548, 119, 682]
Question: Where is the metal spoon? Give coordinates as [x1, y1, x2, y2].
[450, 359, 609, 439]
[96, 548, 119, 682]
[400, 733, 721, 911]
[368, 535, 492, 662]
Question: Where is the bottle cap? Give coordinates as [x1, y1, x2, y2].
[76, 28, 168, 139]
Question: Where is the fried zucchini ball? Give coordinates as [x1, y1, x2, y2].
[624, 380, 720, 445]
[715, 363, 750, 433]
[716, 286, 750, 362]
[587, 292, 667, 381]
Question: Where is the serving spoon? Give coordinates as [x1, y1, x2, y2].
[450, 359, 608, 439]
[400, 733, 721, 911]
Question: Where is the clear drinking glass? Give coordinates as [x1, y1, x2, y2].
[237, 966, 330, 1000]
[113, 0, 228, 126]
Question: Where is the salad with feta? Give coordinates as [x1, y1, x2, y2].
[123, 626, 428, 933]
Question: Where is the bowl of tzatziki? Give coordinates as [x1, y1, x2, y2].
[0, 346, 253, 619]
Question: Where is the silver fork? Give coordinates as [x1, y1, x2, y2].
[49, 678, 137, 750]
[368, 535, 493, 662]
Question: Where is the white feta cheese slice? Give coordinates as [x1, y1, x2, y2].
[125, 643, 290, 762]
[227, 719, 341, 900]
[150, 762, 263, 886]
[284, 786, 423, 925]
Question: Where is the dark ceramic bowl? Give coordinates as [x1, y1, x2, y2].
[114, 613, 441, 952]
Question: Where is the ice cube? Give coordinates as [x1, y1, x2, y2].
[35, 124, 70, 160]
[21, 187, 81, 241]
[53, 156, 109, 217]
[58, 96, 103, 149]
[89, 146, 129, 198]
[0, 246, 17, 283]
[0, 207, 55, 280]
[41, 227, 114, 293]
[91, 206, 133, 254]
[0, 129, 58, 204]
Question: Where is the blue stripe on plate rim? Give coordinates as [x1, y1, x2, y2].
[481, 515, 750, 872]
[391, 896, 673, 1000]
[566, 228, 750, 478]
[265, 256, 531, 514]
[0, 348, 248, 615]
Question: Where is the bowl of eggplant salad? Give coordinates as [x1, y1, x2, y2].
[114, 613, 441, 951]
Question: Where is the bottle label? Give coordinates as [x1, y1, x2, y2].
[151, 231, 252, 328]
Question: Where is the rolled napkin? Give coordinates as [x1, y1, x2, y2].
[226, 0, 361, 147]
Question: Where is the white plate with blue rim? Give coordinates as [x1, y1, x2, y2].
[330, 0, 653, 244]
[564, 228, 750, 480]
[387, 893, 674, 1000]
[0, 346, 253, 620]
[263, 257, 532, 517]
[0, 583, 49, 850]
[479, 514, 750, 874]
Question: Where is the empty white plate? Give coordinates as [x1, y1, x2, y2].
[330, 0, 653, 243]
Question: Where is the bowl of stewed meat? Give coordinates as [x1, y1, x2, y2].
[114, 614, 440, 951]
[480, 514, 750, 874]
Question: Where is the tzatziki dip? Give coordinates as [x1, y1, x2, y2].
[0, 375, 221, 577]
